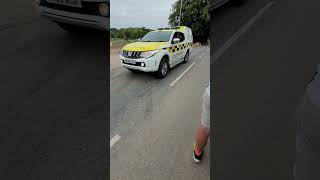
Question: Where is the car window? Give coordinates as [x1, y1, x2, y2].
[172, 32, 185, 44]
[178, 32, 185, 42]
[172, 32, 179, 44]
[172, 32, 179, 39]
[140, 31, 173, 42]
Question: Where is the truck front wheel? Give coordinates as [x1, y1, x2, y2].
[155, 57, 169, 78]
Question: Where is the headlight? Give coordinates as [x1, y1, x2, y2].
[98, 3, 109, 17]
[140, 50, 159, 59]
[120, 49, 128, 57]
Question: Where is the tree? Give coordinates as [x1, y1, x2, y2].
[110, 27, 153, 40]
[168, 0, 210, 43]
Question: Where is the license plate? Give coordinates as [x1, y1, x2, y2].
[123, 59, 136, 64]
[47, 0, 82, 8]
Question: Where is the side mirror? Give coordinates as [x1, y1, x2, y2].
[172, 38, 180, 44]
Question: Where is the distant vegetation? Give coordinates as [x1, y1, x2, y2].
[110, 27, 153, 40]
[169, 0, 210, 43]
[111, 0, 210, 43]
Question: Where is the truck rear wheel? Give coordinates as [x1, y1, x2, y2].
[183, 51, 189, 63]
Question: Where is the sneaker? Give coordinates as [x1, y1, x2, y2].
[193, 150, 203, 163]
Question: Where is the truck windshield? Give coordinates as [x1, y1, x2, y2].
[140, 31, 172, 42]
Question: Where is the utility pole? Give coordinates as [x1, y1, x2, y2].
[178, 0, 183, 26]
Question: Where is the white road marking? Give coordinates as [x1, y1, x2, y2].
[110, 134, 121, 148]
[170, 62, 196, 87]
[212, 1, 275, 63]
[199, 53, 206, 59]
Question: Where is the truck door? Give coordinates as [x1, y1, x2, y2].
[171, 32, 185, 63]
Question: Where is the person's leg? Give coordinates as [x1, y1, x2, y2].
[194, 125, 210, 155]
[193, 84, 210, 163]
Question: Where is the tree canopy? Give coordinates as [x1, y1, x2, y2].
[110, 27, 153, 40]
[168, 0, 210, 43]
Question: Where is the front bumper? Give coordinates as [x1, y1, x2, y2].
[120, 54, 160, 72]
[38, 6, 109, 30]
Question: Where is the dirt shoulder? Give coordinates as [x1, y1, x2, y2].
[110, 39, 136, 70]
[110, 48, 122, 71]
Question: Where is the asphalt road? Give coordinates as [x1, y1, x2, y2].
[0, 3, 107, 180]
[212, 0, 319, 179]
[110, 46, 210, 180]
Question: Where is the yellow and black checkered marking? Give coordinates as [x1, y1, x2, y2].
[164, 42, 193, 53]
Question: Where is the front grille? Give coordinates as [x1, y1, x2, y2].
[122, 50, 142, 59]
[40, 0, 109, 17]
[122, 61, 143, 67]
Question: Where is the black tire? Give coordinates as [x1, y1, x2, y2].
[229, 0, 245, 6]
[57, 22, 107, 38]
[183, 51, 189, 63]
[155, 57, 169, 78]
[56, 22, 86, 34]
[128, 69, 139, 73]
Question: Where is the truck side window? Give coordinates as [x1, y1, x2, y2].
[178, 32, 185, 42]
[172, 32, 180, 44]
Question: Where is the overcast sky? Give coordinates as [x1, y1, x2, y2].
[111, 0, 177, 29]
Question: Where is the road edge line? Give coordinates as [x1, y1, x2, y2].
[110, 134, 121, 148]
[199, 53, 206, 59]
[212, 1, 275, 63]
[170, 62, 197, 87]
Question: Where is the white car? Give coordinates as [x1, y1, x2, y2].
[120, 26, 193, 78]
[35, 0, 109, 31]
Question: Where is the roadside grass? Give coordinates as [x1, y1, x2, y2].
[111, 38, 137, 49]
